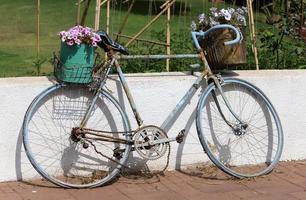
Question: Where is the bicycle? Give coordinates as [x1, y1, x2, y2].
[22, 24, 283, 188]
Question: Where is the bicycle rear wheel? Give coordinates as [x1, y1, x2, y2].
[23, 84, 131, 188]
[196, 78, 283, 178]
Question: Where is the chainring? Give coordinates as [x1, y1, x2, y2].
[134, 125, 169, 160]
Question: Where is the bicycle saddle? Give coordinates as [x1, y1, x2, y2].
[96, 30, 129, 55]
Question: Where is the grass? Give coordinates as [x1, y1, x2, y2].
[0, 0, 304, 77]
[0, 0, 232, 77]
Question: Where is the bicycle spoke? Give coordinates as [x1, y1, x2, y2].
[197, 79, 283, 177]
[23, 85, 132, 188]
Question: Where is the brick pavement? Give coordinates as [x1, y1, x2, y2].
[1, 160, 306, 200]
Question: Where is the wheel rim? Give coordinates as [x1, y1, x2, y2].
[197, 79, 283, 178]
[23, 84, 131, 188]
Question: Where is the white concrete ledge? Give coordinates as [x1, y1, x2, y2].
[0, 70, 306, 182]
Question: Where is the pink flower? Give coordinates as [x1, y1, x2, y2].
[75, 39, 81, 45]
[59, 25, 99, 46]
[94, 34, 102, 42]
[66, 40, 74, 46]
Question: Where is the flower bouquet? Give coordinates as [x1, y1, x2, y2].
[59, 26, 101, 47]
[55, 26, 102, 84]
[191, 7, 248, 69]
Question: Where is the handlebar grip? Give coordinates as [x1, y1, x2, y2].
[191, 24, 242, 50]
[191, 31, 203, 50]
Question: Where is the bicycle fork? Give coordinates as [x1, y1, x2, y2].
[209, 75, 248, 135]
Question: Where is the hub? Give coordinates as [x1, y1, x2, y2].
[70, 127, 83, 142]
[134, 125, 169, 160]
[233, 123, 248, 136]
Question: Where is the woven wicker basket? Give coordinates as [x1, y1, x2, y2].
[200, 28, 246, 70]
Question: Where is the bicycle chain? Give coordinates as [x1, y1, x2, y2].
[86, 139, 130, 169]
[82, 127, 136, 135]
[160, 143, 171, 172]
[83, 127, 171, 172]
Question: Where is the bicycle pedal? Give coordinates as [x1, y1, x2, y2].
[176, 129, 185, 144]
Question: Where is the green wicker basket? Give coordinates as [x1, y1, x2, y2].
[54, 42, 96, 84]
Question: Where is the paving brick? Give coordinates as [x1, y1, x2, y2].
[198, 191, 241, 200]
[68, 186, 129, 200]
[13, 187, 75, 200]
[242, 176, 304, 195]
[126, 191, 186, 200]
[289, 191, 306, 200]
[0, 160, 305, 200]
[246, 193, 299, 200]
[186, 180, 247, 194]
[231, 189, 261, 199]
[0, 193, 22, 200]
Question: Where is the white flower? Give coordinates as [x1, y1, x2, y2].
[210, 7, 217, 12]
[242, 6, 248, 13]
[220, 9, 231, 21]
[191, 21, 197, 31]
[210, 7, 219, 17]
[209, 17, 220, 26]
[237, 8, 244, 15]
[228, 8, 235, 15]
[237, 14, 247, 26]
[198, 13, 206, 23]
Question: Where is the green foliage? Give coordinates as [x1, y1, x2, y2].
[121, 28, 198, 73]
[0, 0, 305, 77]
[258, 29, 306, 69]
[32, 57, 47, 76]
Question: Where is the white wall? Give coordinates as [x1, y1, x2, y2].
[0, 70, 305, 182]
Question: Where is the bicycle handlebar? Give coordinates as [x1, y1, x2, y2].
[191, 24, 242, 51]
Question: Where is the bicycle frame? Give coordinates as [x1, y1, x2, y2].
[78, 24, 245, 140]
[78, 54, 205, 131]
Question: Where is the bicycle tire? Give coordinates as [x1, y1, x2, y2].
[196, 78, 283, 178]
[23, 84, 132, 188]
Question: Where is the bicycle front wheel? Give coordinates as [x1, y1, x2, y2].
[23, 84, 132, 188]
[196, 78, 283, 178]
